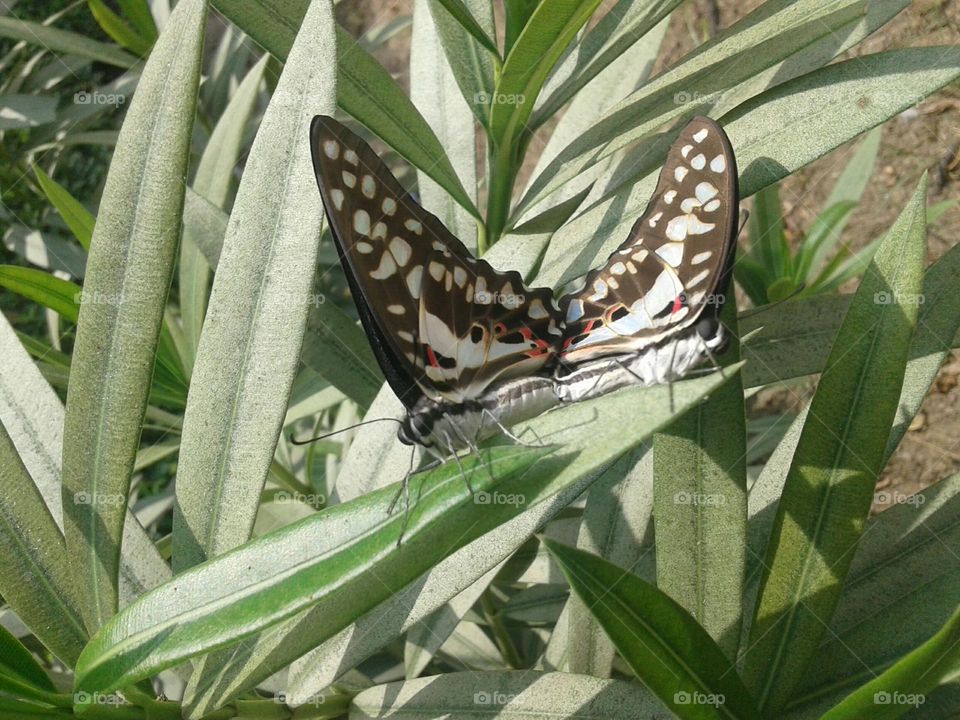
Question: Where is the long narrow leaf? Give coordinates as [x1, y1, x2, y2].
[743, 175, 929, 714]
[210, 0, 479, 219]
[545, 539, 762, 720]
[60, 0, 206, 632]
[537, 45, 960, 290]
[171, 0, 336, 573]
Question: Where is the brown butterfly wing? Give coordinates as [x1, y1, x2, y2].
[310, 115, 563, 407]
[560, 116, 738, 363]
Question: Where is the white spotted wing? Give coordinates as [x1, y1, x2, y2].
[560, 116, 738, 363]
[310, 115, 564, 408]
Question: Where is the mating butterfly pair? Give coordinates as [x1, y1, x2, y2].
[309, 115, 738, 457]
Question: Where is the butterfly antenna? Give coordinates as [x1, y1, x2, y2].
[289, 417, 403, 445]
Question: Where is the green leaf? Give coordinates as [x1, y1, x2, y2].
[794, 200, 857, 285]
[0, 266, 81, 321]
[32, 166, 95, 250]
[803, 125, 883, 276]
[518, 0, 906, 221]
[743, 175, 929, 714]
[785, 474, 960, 717]
[567, 444, 655, 676]
[181, 367, 742, 714]
[537, 44, 960, 290]
[60, 0, 206, 633]
[433, 0, 498, 57]
[820, 607, 960, 720]
[426, 0, 496, 130]
[824, 125, 883, 210]
[533, 0, 682, 126]
[300, 300, 383, 413]
[486, 0, 603, 239]
[2, 225, 87, 278]
[87, 0, 153, 56]
[0, 421, 88, 666]
[885, 242, 960, 461]
[350, 671, 665, 718]
[180, 54, 268, 374]
[0, 16, 138, 68]
[411, 0, 479, 249]
[652, 301, 746, 660]
[76, 446, 559, 693]
[0, 314, 171, 613]
[503, 0, 539, 56]
[0, 94, 56, 129]
[172, 0, 337, 572]
[0, 624, 55, 692]
[182, 188, 228, 268]
[116, 0, 157, 43]
[209, 0, 480, 219]
[544, 539, 762, 719]
[748, 183, 788, 278]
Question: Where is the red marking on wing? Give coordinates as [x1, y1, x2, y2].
[425, 346, 439, 368]
[671, 295, 683, 314]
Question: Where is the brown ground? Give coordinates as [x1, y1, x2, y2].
[340, 0, 960, 502]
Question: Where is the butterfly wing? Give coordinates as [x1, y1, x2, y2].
[310, 115, 563, 409]
[560, 116, 738, 363]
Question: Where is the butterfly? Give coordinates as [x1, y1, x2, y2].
[309, 115, 738, 455]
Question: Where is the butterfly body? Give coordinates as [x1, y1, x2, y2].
[397, 375, 560, 449]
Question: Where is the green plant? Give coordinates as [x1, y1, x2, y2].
[1, 0, 960, 719]
[735, 126, 957, 304]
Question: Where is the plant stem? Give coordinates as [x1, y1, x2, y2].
[484, 141, 518, 248]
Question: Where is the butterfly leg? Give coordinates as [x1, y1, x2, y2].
[480, 407, 545, 448]
[390, 445, 419, 546]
